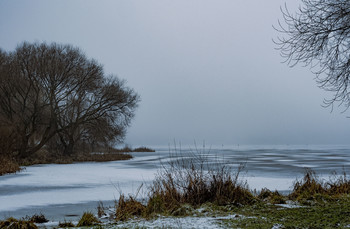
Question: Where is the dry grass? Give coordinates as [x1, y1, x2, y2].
[74, 152, 132, 162]
[110, 146, 155, 153]
[289, 168, 350, 203]
[0, 157, 21, 175]
[76, 212, 100, 227]
[289, 168, 326, 201]
[114, 151, 254, 221]
[258, 188, 286, 204]
[0, 217, 38, 229]
[148, 152, 254, 209]
[327, 170, 350, 195]
[17, 150, 132, 166]
[97, 201, 106, 218]
[1, 145, 150, 176]
[115, 195, 146, 221]
[132, 147, 155, 152]
[58, 221, 75, 228]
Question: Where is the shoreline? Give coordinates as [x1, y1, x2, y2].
[2, 147, 350, 228]
[0, 146, 155, 176]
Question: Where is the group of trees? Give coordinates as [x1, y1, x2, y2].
[2, 0, 348, 160]
[0, 42, 139, 160]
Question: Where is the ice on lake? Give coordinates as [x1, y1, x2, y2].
[1, 145, 350, 221]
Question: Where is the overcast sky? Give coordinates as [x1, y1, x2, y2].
[1, 0, 349, 147]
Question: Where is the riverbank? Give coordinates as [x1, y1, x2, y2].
[0, 146, 154, 176]
[1, 146, 350, 227]
[2, 171, 350, 228]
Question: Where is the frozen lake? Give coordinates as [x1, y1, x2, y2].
[1, 145, 350, 222]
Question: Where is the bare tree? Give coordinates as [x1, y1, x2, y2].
[55, 77, 138, 156]
[275, 0, 350, 111]
[0, 46, 48, 158]
[0, 42, 139, 158]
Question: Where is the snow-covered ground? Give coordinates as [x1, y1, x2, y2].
[1, 145, 349, 222]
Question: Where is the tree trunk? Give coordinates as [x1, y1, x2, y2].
[17, 135, 30, 159]
[63, 137, 75, 156]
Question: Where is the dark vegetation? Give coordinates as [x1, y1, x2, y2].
[0, 145, 156, 175]
[26, 214, 48, 224]
[0, 42, 140, 175]
[111, 146, 155, 153]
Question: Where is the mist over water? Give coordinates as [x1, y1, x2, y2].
[1, 145, 350, 221]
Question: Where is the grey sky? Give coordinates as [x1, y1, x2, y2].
[1, 0, 349, 146]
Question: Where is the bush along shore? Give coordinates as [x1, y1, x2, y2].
[2, 155, 350, 229]
[0, 146, 154, 176]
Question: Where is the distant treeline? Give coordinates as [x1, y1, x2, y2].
[0, 42, 139, 165]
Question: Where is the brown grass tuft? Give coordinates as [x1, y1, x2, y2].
[289, 168, 350, 203]
[258, 188, 286, 204]
[0, 157, 21, 175]
[76, 212, 100, 227]
[145, 151, 254, 216]
[115, 195, 146, 221]
[327, 170, 350, 196]
[0, 217, 38, 229]
[289, 168, 327, 202]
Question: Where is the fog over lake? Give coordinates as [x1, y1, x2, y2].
[1, 1, 350, 226]
[1, 0, 350, 146]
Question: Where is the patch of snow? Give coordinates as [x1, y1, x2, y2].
[111, 214, 242, 229]
[271, 223, 284, 229]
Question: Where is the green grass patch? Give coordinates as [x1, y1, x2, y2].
[221, 197, 350, 228]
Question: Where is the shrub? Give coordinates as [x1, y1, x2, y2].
[132, 147, 155, 152]
[29, 214, 48, 223]
[74, 153, 132, 162]
[76, 212, 100, 227]
[0, 157, 21, 176]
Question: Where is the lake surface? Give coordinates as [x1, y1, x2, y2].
[1, 145, 350, 222]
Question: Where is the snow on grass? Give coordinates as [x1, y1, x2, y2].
[109, 214, 244, 229]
